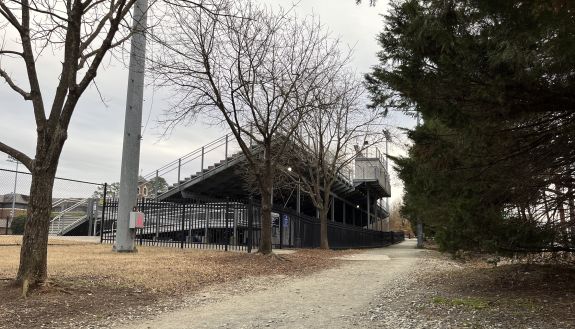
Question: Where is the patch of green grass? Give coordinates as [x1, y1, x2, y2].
[432, 296, 490, 310]
[500, 297, 538, 311]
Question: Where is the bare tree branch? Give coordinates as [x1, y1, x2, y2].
[149, 0, 353, 253]
[0, 141, 33, 170]
[0, 0, 146, 289]
[0, 1, 23, 31]
[0, 66, 31, 99]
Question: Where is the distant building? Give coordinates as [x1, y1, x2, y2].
[137, 178, 151, 199]
[0, 193, 29, 219]
[0, 194, 29, 234]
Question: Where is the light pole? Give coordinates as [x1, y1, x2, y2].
[7, 156, 19, 221]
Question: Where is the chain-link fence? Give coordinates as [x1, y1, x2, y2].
[0, 167, 104, 235]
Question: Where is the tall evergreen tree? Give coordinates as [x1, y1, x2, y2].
[367, 0, 575, 252]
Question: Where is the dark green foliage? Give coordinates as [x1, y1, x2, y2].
[148, 176, 169, 195]
[92, 182, 120, 199]
[10, 215, 27, 235]
[368, 0, 575, 253]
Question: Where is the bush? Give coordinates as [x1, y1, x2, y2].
[10, 215, 27, 234]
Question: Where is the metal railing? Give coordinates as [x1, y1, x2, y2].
[360, 146, 387, 165]
[354, 160, 391, 193]
[141, 134, 245, 198]
[286, 132, 358, 187]
[49, 198, 90, 235]
[140, 131, 391, 201]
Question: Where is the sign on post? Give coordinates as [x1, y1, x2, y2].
[129, 212, 145, 229]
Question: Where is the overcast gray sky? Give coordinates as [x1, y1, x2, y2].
[0, 0, 413, 200]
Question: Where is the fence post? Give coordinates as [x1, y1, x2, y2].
[181, 203, 186, 249]
[138, 198, 144, 246]
[204, 201, 209, 244]
[288, 213, 292, 247]
[155, 201, 160, 241]
[367, 189, 370, 230]
[188, 200, 194, 242]
[225, 198, 229, 252]
[87, 198, 94, 236]
[92, 200, 98, 237]
[225, 135, 229, 166]
[247, 196, 253, 253]
[233, 204, 238, 247]
[201, 146, 205, 172]
[100, 183, 108, 243]
[331, 196, 335, 222]
[177, 158, 182, 192]
[153, 170, 157, 199]
[279, 213, 283, 249]
[296, 179, 301, 214]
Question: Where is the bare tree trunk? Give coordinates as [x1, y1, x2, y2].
[16, 166, 56, 292]
[543, 192, 555, 245]
[0, 0, 138, 294]
[319, 207, 329, 249]
[258, 161, 273, 254]
[557, 187, 567, 245]
[568, 187, 575, 246]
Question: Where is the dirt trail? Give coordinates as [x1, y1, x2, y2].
[118, 240, 424, 329]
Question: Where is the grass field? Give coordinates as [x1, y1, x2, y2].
[0, 236, 348, 292]
[0, 235, 351, 328]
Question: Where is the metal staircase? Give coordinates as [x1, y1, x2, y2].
[49, 198, 90, 236]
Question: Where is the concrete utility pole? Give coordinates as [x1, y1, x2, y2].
[114, 0, 148, 252]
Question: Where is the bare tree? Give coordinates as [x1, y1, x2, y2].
[0, 0, 151, 292]
[285, 72, 385, 248]
[150, 0, 346, 254]
[389, 198, 412, 235]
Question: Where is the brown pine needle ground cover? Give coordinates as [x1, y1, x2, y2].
[411, 252, 575, 328]
[0, 236, 355, 328]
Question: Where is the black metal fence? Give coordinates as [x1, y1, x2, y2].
[101, 197, 262, 252]
[100, 196, 404, 252]
[272, 206, 404, 249]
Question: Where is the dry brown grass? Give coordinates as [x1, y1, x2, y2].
[0, 237, 351, 294]
[0, 235, 88, 246]
[0, 238, 354, 328]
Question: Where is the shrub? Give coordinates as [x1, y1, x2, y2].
[10, 215, 27, 234]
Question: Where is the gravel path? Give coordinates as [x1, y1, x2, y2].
[117, 239, 427, 329]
